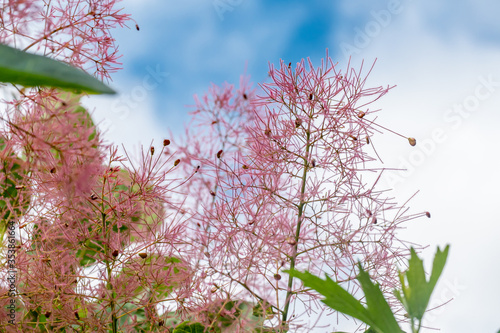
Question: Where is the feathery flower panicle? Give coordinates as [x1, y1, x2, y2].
[174, 52, 424, 331]
[0, 0, 130, 80]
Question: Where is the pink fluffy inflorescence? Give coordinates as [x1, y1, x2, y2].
[0, 0, 130, 80]
[175, 52, 425, 331]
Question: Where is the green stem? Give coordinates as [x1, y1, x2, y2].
[102, 211, 118, 333]
[281, 130, 311, 331]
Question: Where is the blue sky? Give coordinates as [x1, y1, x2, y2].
[84, 1, 500, 331]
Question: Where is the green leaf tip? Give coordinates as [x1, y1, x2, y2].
[0, 43, 116, 95]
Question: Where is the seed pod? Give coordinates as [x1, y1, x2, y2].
[210, 191, 216, 197]
[248, 220, 255, 225]
[408, 137, 417, 146]
[425, 211, 431, 218]
[112, 250, 119, 257]
[163, 139, 170, 146]
[150, 146, 155, 155]
[288, 62, 291, 69]
[286, 237, 296, 246]
[357, 111, 366, 118]
[366, 136, 370, 144]
[211, 120, 218, 125]
[217, 149, 223, 159]
[242, 165, 249, 169]
[372, 216, 377, 224]
[158, 320, 164, 327]
[349, 134, 357, 141]
[309, 93, 313, 100]
[75, 311, 80, 320]
[295, 118, 302, 128]
[174, 159, 180, 166]
[90, 193, 98, 200]
[311, 159, 316, 168]
[135, 24, 140, 31]
[50, 167, 56, 173]
[366, 209, 372, 217]
[243, 93, 248, 100]
[195, 165, 200, 173]
[45, 311, 51, 318]
[265, 128, 271, 137]
[274, 274, 281, 281]
[138, 253, 147, 259]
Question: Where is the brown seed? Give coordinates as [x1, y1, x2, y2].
[242, 165, 249, 169]
[45, 311, 51, 318]
[357, 111, 366, 118]
[274, 274, 281, 281]
[248, 220, 255, 225]
[265, 128, 271, 137]
[309, 93, 313, 100]
[112, 250, 119, 257]
[217, 149, 223, 159]
[311, 159, 316, 168]
[210, 191, 216, 197]
[366, 136, 370, 144]
[150, 146, 155, 155]
[158, 320, 164, 326]
[286, 237, 296, 246]
[50, 167, 56, 173]
[163, 139, 170, 146]
[90, 193, 98, 200]
[243, 93, 248, 100]
[295, 118, 302, 128]
[349, 134, 357, 141]
[372, 217, 377, 224]
[138, 253, 147, 259]
[135, 24, 140, 31]
[408, 137, 417, 146]
[425, 211, 431, 218]
[174, 159, 180, 166]
[211, 120, 218, 125]
[288, 62, 291, 69]
[75, 311, 80, 320]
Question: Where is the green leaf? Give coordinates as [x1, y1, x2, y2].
[356, 265, 402, 333]
[0, 43, 115, 94]
[287, 268, 403, 333]
[286, 269, 374, 327]
[173, 321, 205, 333]
[397, 245, 450, 321]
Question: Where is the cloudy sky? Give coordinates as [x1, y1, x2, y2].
[83, 1, 500, 331]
